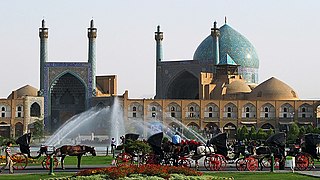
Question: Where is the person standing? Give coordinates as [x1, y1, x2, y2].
[111, 137, 116, 152]
[0, 142, 13, 174]
[171, 132, 182, 166]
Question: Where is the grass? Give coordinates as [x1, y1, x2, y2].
[19, 155, 114, 167]
[205, 172, 319, 180]
[0, 172, 74, 180]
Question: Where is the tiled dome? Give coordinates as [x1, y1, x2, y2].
[193, 23, 259, 83]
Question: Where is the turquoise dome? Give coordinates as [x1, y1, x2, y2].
[193, 24, 259, 68]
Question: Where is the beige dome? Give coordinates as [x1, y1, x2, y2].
[226, 80, 251, 94]
[7, 85, 38, 99]
[248, 77, 299, 100]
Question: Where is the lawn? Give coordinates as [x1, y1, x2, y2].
[0, 172, 74, 180]
[206, 172, 319, 180]
[25, 155, 114, 166]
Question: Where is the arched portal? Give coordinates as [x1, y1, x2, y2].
[15, 122, 23, 137]
[30, 102, 41, 117]
[166, 71, 199, 99]
[223, 123, 237, 139]
[0, 122, 10, 138]
[50, 73, 86, 132]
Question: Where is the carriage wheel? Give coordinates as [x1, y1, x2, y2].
[204, 154, 226, 171]
[261, 157, 280, 169]
[178, 157, 191, 168]
[305, 154, 315, 171]
[42, 156, 59, 169]
[295, 154, 309, 171]
[236, 158, 247, 171]
[115, 152, 132, 166]
[246, 157, 259, 171]
[12, 153, 28, 170]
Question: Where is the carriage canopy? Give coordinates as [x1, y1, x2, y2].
[147, 132, 163, 148]
[125, 133, 140, 142]
[305, 133, 320, 146]
[209, 132, 227, 148]
[265, 132, 286, 147]
[16, 133, 32, 154]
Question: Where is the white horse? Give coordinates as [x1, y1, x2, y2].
[196, 145, 215, 156]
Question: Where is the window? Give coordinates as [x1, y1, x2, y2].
[265, 113, 268, 118]
[283, 114, 287, 118]
[1, 107, 5, 111]
[265, 107, 269, 112]
[190, 113, 194, 117]
[284, 107, 288, 112]
[302, 107, 306, 112]
[209, 107, 213, 112]
[1, 113, 4, 117]
[245, 107, 250, 112]
[132, 106, 137, 111]
[190, 107, 194, 112]
[171, 112, 175, 117]
[302, 114, 306, 118]
[17, 112, 21, 118]
[227, 107, 232, 112]
[151, 106, 156, 111]
[152, 112, 156, 117]
[246, 113, 250, 118]
[133, 113, 136, 117]
[170, 106, 175, 111]
[209, 113, 213, 117]
[17, 106, 22, 111]
[227, 113, 231, 118]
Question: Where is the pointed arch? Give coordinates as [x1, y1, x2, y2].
[49, 72, 86, 131]
[223, 122, 237, 139]
[223, 102, 237, 118]
[261, 123, 274, 131]
[166, 102, 181, 118]
[30, 102, 41, 117]
[298, 103, 313, 118]
[186, 102, 200, 118]
[204, 103, 219, 118]
[280, 103, 294, 118]
[148, 102, 162, 120]
[187, 122, 200, 132]
[242, 103, 256, 118]
[260, 103, 275, 118]
[166, 70, 199, 99]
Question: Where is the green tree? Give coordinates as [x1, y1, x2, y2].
[287, 123, 300, 144]
[266, 128, 274, 139]
[248, 126, 257, 140]
[32, 119, 44, 142]
[306, 125, 314, 133]
[256, 128, 267, 140]
[299, 126, 306, 138]
[237, 126, 249, 141]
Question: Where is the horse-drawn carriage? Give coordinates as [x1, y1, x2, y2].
[12, 133, 96, 170]
[288, 133, 320, 171]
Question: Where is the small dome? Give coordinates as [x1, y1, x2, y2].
[226, 80, 252, 94]
[7, 85, 38, 99]
[248, 77, 299, 100]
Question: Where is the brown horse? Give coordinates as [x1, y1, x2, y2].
[55, 145, 96, 169]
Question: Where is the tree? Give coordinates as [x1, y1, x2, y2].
[248, 126, 257, 140]
[287, 123, 299, 144]
[306, 125, 314, 134]
[32, 119, 44, 142]
[256, 128, 267, 140]
[299, 126, 306, 138]
[236, 126, 249, 141]
[266, 128, 274, 139]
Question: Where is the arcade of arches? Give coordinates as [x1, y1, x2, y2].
[124, 97, 320, 139]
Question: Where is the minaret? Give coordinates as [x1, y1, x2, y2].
[155, 25, 164, 99]
[211, 21, 220, 73]
[155, 25, 163, 62]
[39, 19, 48, 95]
[87, 19, 97, 96]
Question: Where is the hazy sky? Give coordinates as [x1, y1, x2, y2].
[1, 1, 320, 99]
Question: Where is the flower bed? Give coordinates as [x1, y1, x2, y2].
[75, 164, 203, 179]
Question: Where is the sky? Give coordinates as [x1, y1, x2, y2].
[1, 1, 320, 99]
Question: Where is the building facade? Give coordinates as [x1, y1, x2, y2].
[0, 85, 44, 138]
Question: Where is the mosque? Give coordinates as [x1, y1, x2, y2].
[0, 19, 319, 139]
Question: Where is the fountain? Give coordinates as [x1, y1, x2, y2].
[45, 97, 207, 148]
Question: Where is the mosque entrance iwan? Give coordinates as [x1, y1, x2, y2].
[166, 71, 199, 99]
[50, 73, 86, 132]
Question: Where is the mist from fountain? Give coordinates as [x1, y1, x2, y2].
[109, 97, 125, 145]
